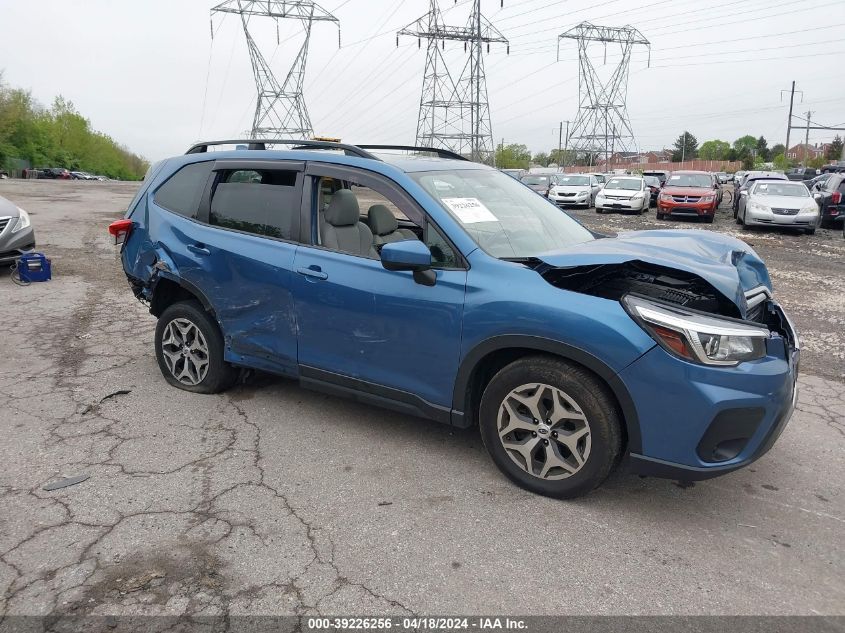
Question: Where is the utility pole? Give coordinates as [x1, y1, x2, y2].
[681, 131, 687, 163]
[211, 0, 340, 139]
[562, 119, 570, 170]
[802, 111, 813, 168]
[780, 81, 803, 164]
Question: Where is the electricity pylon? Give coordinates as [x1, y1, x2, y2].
[398, 0, 508, 163]
[558, 22, 650, 167]
[211, 0, 340, 139]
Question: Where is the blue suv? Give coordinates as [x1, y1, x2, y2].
[111, 140, 799, 498]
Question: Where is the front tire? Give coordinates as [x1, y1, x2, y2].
[478, 356, 622, 499]
[155, 300, 238, 394]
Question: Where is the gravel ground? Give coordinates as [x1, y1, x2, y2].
[0, 180, 842, 623]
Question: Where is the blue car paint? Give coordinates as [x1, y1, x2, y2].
[120, 149, 798, 481]
[619, 340, 795, 468]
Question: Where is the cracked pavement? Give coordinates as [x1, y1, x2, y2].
[0, 180, 843, 621]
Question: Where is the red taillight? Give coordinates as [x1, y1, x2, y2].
[832, 191, 842, 205]
[108, 219, 133, 244]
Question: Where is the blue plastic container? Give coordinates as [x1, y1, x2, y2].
[17, 252, 51, 282]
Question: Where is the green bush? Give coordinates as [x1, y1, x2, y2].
[0, 75, 148, 180]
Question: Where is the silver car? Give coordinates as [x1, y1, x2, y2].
[548, 174, 601, 208]
[737, 180, 820, 235]
[0, 195, 36, 267]
[595, 176, 649, 214]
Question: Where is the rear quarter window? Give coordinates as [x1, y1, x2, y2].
[209, 169, 300, 240]
[153, 161, 214, 218]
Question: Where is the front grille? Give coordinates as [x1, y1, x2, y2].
[671, 195, 701, 203]
[558, 192, 576, 197]
[0, 217, 10, 233]
[772, 208, 799, 216]
[604, 195, 629, 201]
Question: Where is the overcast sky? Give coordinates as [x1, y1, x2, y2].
[1, 0, 843, 162]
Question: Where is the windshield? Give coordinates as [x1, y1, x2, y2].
[521, 176, 549, 186]
[643, 176, 660, 187]
[666, 173, 712, 188]
[554, 175, 590, 186]
[604, 178, 642, 191]
[752, 182, 809, 197]
[413, 169, 594, 258]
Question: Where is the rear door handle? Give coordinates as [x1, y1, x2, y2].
[187, 243, 211, 256]
[296, 266, 328, 281]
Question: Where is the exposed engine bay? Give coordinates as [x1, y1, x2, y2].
[537, 260, 743, 319]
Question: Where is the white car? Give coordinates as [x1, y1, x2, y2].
[548, 174, 601, 208]
[738, 180, 820, 235]
[595, 176, 649, 215]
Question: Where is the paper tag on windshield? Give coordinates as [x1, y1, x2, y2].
[669, 175, 680, 181]
[441, 198, 498, 224]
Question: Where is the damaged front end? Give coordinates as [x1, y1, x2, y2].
[530, 257, 796, 368]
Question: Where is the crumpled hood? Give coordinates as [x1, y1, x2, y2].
[536, 229, 772, 311]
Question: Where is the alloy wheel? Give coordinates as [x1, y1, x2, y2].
[497, 382, 592, 480]
[160, 318, 210, 386]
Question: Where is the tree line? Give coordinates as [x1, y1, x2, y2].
[672, 131, 843, 170]
[0, 74, 148, 180]
[494, 133, 844, 171]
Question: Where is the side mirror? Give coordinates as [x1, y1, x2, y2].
[380, 239, 432, 271]
[380, 239, 436, 286]
[813, 192, 822, 201]
[740, 190, 748, 196]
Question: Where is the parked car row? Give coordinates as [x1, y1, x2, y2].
[521, 169, 724, 222]
[514, 166, 842, 235]
[20, 167, 110, 180]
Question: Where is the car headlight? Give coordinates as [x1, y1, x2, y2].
[748, 201, 771, 213]
[701, 195, 714, 202]
[12, 207, 31, 233]
[624, 295, 768, 366]
[631, 192, 646, 199]
[798, 205, 818, 215]
[579, 190, 589, 195]
[659, 192, 672, 201]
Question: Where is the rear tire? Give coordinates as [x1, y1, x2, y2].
[478, 356, 622, 499]
[155, 300, 238, 394]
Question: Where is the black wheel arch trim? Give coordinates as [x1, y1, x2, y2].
[151, 271, 215, 315]
[452, 335, 643, 453]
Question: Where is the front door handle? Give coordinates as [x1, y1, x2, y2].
[187, 243, 211, 256]
[296, 266, 328, 281]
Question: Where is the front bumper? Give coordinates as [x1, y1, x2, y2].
[658, 199, 716, 216]
[0, 224, 36, 265]
[596, 196, 646, 211]
[620, 301, 799, 481]
[745, 207, 818, 228]
[549, 192, 590, 206]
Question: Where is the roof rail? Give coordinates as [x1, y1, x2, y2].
[185, 139, 380, 160]
[355, 145, 469, 161]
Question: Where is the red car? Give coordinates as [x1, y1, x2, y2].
[656, 170, 720, 223]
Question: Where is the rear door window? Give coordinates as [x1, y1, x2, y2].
[154, 161, 214, 218]
[209, 168, 301, 240]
